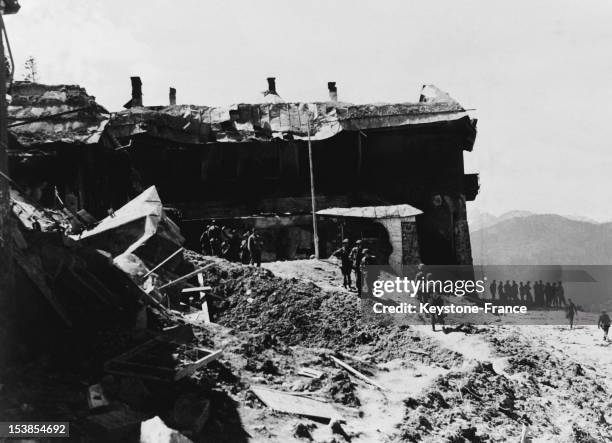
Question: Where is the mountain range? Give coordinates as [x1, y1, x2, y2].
[468, 210, 612, 265]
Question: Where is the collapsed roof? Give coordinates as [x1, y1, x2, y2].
[109, 84, 472, 144]
[8, 82, 474, 148]
[7, 81, 109, 147]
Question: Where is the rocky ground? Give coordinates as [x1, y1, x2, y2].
[3, 252, 610, 442]
[182, 253, 612, 442]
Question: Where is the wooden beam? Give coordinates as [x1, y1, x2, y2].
[250, 386, 339, 422]
[196, 273, 210, 323]
[329, 355, 386, 391]
[174, 348, 222, 380]
[181, 286, 212, 293]
[405, 348, 430, 357]
[297, 368, 324, 379]
[142, 247, 184, 279]
[158, 263, 215, 290]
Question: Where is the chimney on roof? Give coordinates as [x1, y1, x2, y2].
[328, 82, 338, 102]
[266, 77, 277, 95]
[262, 77, 284, 103]
[169, 87, 176, 105]
[130, 76, 142, 107]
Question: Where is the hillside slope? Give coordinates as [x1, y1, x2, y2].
[471, 214, 612, 264]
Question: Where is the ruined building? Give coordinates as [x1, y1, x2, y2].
[8, 79, 479, 270]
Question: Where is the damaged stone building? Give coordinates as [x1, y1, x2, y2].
[8, 79, 479, 270]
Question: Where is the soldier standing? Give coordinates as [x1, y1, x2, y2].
[524, 281, 532, 305]
[566, 298, 578, 329]
[544, 282, 553, 307]
[598, 310, 611, 341]
[199, 223, 210, 255]
[240, 230, 251, 264]
[489, 279, 497, 300]
[556, 281, 567, 307]
[360, 249, 377, 297]
[350, 240, 365, 295]
[535, 280, 544, 306]
[431, 292, 446, 332]
[207, 220, 222, 256]
[332, 239, 353, 290]
[247, 229, 263, 267]
[504, 280, 512, 302]
[511, 280, 519, 303]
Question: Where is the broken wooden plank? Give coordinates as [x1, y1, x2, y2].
[142, 290, 173, 320]
[158, 263, 215, 290]
[183, 311, 211, 324]
[250, 386, 339, 422]
[329, 355, 387, 391]
[405, 348, 430, 357]
[177, 282, 225, 300]
[142, 247, 184, 279]
[173, 348, 222, 380]
[196, 273, 210, 323]
[181, 286, 212, 293]
[104, 339, 221, 382]
[297, 368, 324, 379]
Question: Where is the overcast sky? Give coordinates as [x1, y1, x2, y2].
[6, 0, 612, 220]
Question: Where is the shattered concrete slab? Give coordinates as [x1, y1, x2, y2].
[76, 186, 184, 266]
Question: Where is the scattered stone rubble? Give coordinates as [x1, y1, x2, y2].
[2, 192, 611, 442]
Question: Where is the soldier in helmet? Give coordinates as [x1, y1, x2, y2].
[350, 240, 365, 295]
[599, 310, 611, 341]
[332, 238, 353, 290]
[360, 248, 378, 297]
[207, 219, 222, 256]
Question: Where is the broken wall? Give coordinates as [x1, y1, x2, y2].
[377, 217, 421, 272]
[416, 194, 474, 266]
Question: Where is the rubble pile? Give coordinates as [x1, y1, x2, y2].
[6, 224, 146, 364]
[326, 370, 361, 407]
[186, 250, 469, 370]
[394, 331, 611, 442]
[1, 191, 243, 441]
[4, 188, 611, 442]
[490, 332, 610, 440]
[186, 251, 382, 349]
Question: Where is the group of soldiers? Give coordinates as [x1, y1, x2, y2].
[199, 220, 263, 267]
[331, 239, 376, 296]
[488, 279, 567, 307]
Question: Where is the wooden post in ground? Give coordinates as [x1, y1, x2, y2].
[197, 273, 210, 323]
[0, 10, 15, 319]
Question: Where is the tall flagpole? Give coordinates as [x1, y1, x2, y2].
[306, 117, 319, 259]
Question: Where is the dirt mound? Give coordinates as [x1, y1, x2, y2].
[185, 252, 469, 378]
[186, 252, 388, 350]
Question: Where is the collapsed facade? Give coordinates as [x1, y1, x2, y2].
[8, 79, 479, 270]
